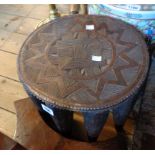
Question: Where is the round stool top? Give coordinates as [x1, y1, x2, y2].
[18, 15, 149, 111]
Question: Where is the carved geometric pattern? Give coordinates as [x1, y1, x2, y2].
[18, 15, 149, 111]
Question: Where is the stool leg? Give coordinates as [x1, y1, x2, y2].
[113, 96, 135, 133]
[26, 90, 73, 135]
[50, 107, 73, 136]
[83, 110, 109, 142]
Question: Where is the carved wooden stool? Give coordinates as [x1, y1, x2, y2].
[17, 15, 149, 142]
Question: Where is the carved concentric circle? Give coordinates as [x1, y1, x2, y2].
[45, 32, 115, 80]
[18, 15, 149, 111]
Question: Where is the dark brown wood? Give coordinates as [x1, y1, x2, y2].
[83, 111, 109, 142]
[17, 15, 149, 141]
[18, 15, 149, 112]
